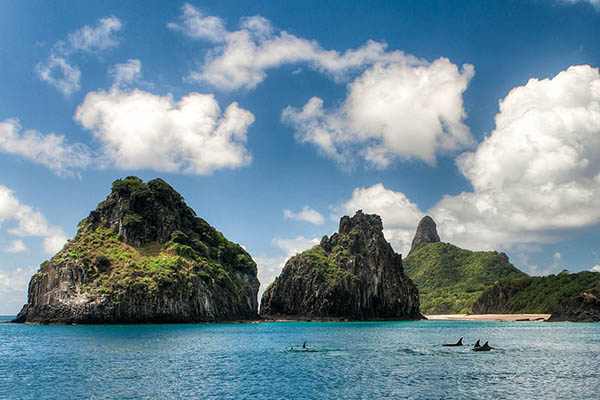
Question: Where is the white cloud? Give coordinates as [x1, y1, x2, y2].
[109, 59, 142, 88]
[35, 55, 81, 96]
[337, 184, 424, 255]
[168, 4, 415, 90]
[283, 59, 474, 167]
[0, 266, 36, 314]
[283, 206, 324, 225]
[273, 236, 320, 257]
[166, 4, 228, 42]
[60, 16, 122, 54]
[74, 80, 254, 174]
[37, 16, 123, 95]
[5, 240, 26, 254]
[0, 118, 92, 177]
[591, 265, 600, 272]
[337, 65, 600, 255]
[0, 185, 66, 254]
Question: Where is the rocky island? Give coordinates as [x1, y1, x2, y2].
[260, 210, 422, 320]
[13, 177, 259, 324]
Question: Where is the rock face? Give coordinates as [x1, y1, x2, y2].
[549, 282, 600, 322]
[408, 216, 440, 256]
[260, 210, 422, 320]
[14, 176, 259, 324]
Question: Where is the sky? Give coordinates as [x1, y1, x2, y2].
[1, 0, 600, 314]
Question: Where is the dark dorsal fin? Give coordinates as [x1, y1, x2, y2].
[474, 339, 480, 347]
[483, 341, 488, 347]
[457, 337, 463, 345]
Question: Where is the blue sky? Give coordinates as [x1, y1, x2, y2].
[1, 0, 600, 314]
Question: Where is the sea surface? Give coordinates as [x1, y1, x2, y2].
[1, 316, 599, 399]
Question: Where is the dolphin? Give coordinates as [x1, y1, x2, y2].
[472, 341, 494, 352]
[473, 339, 480, 348]
[442, 337, 463, 347]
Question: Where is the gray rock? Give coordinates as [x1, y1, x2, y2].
[408, 216, 440, 256]
[13, 177, 259, 324]
[260, 210, 423, 320]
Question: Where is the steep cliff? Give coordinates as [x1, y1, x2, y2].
[260, 210, 422, 320]
[14, 176, 259, 324]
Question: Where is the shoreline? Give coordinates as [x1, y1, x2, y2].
[425, 313, 551, 322]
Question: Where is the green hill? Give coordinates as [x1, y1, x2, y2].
[404, 242, 526, 314]
[472, 271, 600, 317]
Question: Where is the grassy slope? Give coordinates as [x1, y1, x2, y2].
[404, 242, 526, 314]
[478, 272, 600, 313]
[46, 176, 255, 300]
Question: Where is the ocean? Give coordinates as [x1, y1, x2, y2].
[1, 316, 599, 399]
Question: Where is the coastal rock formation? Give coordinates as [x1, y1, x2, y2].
[473, 271, 600, 321]
[260, 210, 422, 320]
[548, 281, 600, 322]
[408, 216, 440, 256]
[14, 177, 259, 324]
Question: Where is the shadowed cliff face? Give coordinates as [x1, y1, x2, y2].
[260, 210, 422, 320]
[14, 176, 259, 324]
[408, 216, 440, 256]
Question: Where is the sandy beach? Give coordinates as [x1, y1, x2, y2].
[425, 314, 551, 322]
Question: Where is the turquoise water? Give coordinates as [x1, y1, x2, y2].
[1, 317, 599, 399]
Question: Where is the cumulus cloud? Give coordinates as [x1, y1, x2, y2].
[283, 206, 324, 225]
[591, 265, 600, 272]
[0, 118, 92, 177]
[168, 4, 415, 90]
[283, 59, 474, 167]
[37, 16, 123, 95]
[74, 80, 254, 174]
[0, 185, 67, 254]
[338, 65, 600, 254]
[255, 236, 319, 298]
[5, 240, 26, 254]
[0, 266, 36, 314]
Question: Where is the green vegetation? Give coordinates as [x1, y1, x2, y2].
[295, 245, 357, 287]
[45, 176, 257, 300]
[477, 271, 600, 313]
[404, 242, 526, 314]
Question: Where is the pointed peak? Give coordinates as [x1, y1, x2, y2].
[408, 215, 440, 256]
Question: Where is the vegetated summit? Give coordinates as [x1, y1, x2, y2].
[404, 216, 526, 314]
[14, 176, 259, 324]
[260, 210, 423, 320]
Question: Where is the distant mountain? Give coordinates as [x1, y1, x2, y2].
[14, 176, 259, 324]
[260, 210, 422, 320]
[404, 216, 526, 314]
[473, 271, 600, 321]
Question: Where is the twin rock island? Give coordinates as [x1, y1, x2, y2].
[13, 177, 600, 324]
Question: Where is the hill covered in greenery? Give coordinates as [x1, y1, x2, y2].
[472, 271, 600, 319]
[404, 242, 526, 314]
[14, 176, 260, 324]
